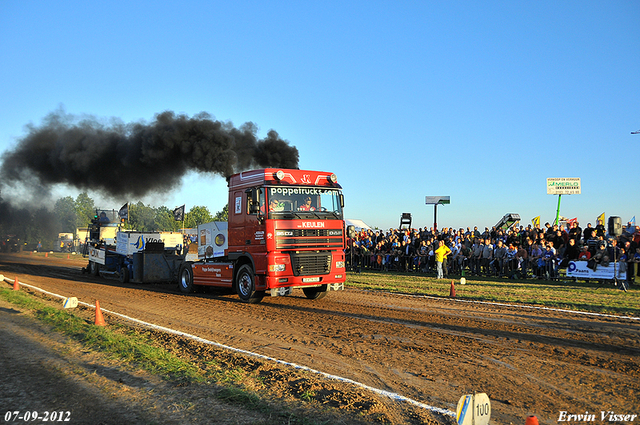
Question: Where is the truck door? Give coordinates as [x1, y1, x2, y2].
[228, 191, 245, 250]
[245, 187, 265, 246]
[245, 187, 267, 271]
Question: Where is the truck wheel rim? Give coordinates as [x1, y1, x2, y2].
[239, 273, 251, 296]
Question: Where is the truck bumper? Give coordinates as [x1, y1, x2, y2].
[268, 281, 344, 297]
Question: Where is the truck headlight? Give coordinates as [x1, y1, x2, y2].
[336, 261, 345, 269]
[269, 264, 286, 272]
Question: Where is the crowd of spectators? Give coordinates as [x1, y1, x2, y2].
[346, 220, 640, 286]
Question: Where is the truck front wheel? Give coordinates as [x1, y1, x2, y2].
[179, 265, 194, 294]
[236, 265, 264, 304]
[303, 286, 328, 300]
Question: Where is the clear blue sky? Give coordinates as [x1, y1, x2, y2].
[1, 1, 638, 230]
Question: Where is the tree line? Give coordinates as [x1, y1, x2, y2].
[1, 192, 228, 251]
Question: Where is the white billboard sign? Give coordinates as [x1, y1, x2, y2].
[425, 196, 450, 205]
[547, 178, 581, 195]
[567, 261, 626, 280]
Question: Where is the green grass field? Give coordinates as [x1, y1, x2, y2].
[346, 269, 640, 317]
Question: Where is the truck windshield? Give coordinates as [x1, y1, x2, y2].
[266, 186, 343, 219]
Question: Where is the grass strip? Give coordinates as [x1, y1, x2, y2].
[1, 288, 202, 382]
[0, 288, 376, 425]
[347, 270, 640, 316]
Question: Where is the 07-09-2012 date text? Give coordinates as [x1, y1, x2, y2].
[4, 411, 71, 422]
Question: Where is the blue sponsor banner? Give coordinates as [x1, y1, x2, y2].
[567, 261, 626, 280]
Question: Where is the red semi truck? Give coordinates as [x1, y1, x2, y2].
[179, 168, 350, 303]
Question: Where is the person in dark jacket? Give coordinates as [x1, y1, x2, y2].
[560, 238, 580, 268]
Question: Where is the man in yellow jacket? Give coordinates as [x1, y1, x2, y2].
[435, 240, 452, 279]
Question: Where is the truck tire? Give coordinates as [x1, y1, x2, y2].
[236, 265, 264, 304]
[119, 267, 130, 283]
[179, 265, 194, 294]
[303, 286, 328, 300]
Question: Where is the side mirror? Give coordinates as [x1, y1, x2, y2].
[347, 225, 356, 239]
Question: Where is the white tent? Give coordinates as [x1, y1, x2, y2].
[345, 219, 371, 230]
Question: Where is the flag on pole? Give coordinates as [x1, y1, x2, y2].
[118, 203, 129, 222]
[630, 216, 636, 226]
[532, 216, 540, 228]
[566, 217, 578, 225]
[173, 205, 185, 221]
[597, 212, 605, 226]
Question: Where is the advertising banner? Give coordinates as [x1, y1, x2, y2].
[547, 178, 581, 195]
[566, 261, 627, 280]
[88, 247, 106, 265]
[425, 196, 450, 205]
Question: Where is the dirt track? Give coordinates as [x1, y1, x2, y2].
[1, 252, 639, 425]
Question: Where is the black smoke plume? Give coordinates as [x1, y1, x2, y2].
[0, 108, 299, 199]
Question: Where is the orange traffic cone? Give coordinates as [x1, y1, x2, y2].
[449, 280, 456, 297]
[94, 300, 106, 326]
[525, 416, 539, 425]
[13, 277, 19, 291]
[67, 254, 70, 259]
[45, 252, 48, 258]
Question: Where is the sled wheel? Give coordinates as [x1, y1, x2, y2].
[90, 261, 100, 276]
[119, 267, 130, 283]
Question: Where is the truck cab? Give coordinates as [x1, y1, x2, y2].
[181, 168, 348, 303]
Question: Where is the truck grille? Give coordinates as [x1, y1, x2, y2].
[275, 229, 343, 250]
[289, 251, 331, 276]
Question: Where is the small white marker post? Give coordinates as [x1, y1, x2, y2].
[456, 392, 491, 425]
[63, 297, 78, 309]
